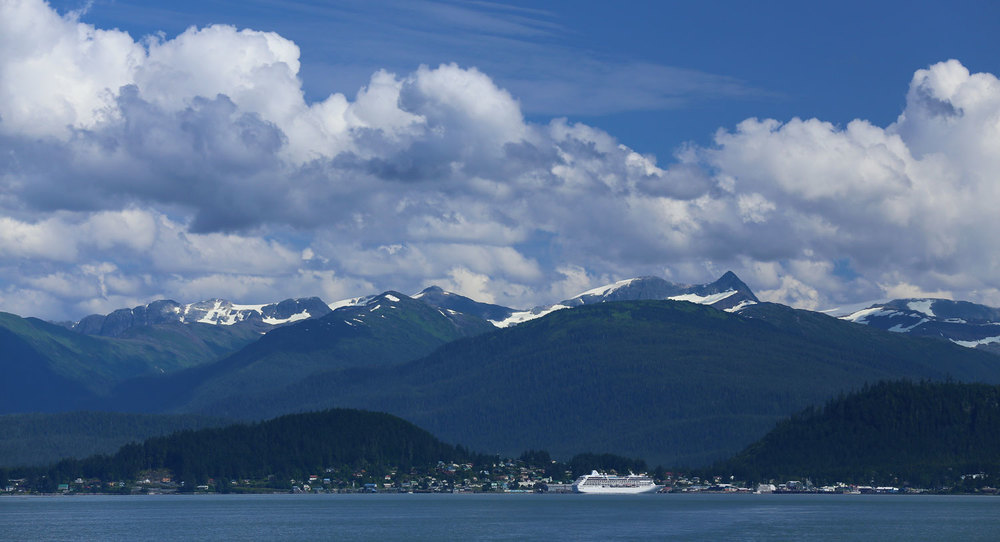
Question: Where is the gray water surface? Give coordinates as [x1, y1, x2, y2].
[2, 493, 998, 541]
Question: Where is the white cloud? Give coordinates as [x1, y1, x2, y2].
[757, 275, 822, 310]
[0, 0, 143, 138]
[546, 265, 611, 303]
[0, 215, 79, 260]
[881, 282, 953, 301]
[737, 193, 776, 224]
[85, 209, 158, 251]
[439, 267, 497, 304]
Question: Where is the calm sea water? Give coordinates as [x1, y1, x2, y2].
[2, 493, 998, 541]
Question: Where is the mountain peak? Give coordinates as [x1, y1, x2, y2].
[414, 286, 446, 298]
[696, 271, 759, 304]
[716, 270, 743, 286]
[411, 286, 516, 322]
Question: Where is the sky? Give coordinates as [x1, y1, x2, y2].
[2, 0, 1000, 321]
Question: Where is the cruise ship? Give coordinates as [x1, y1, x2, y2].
[572, 471, 659, 494]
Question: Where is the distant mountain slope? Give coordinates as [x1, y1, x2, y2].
[0, 411, 230, 467]
[73, 297, 332, 337]
[0, 317, 98, 413]
[105, 291, 496, 414]
[186, 300, 1000, 467]
[0, 312, 259, 414]
[715, 380, 1000, 486]
[843, 298, 1000, 354]
[491, 271, 758, 327]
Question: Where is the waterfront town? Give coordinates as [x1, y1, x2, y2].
[3, 457, 995, 496]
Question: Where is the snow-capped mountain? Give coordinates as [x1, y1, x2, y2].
[489, 271, 759, 327]
[73, 297, 332, 337]
[843, 298, 1000, 353]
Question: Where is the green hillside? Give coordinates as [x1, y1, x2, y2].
[0, 411, 230, 467]
[713, 380, 1000, 487]
[114, 323, 262, 369]
[183, 301, 1000, 467]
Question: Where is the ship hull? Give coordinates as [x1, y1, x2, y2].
[573, 484, 660, 494]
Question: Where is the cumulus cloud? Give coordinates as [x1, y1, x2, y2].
[700, 59, 1000, 307]
[2, 0, 1000, 320]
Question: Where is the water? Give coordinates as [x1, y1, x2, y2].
[2, 493, 998, 541]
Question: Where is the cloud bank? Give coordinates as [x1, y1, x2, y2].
[1, 0, 999, 319]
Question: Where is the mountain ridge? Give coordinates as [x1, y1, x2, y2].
[72, 297, 333, 337]
[489, 271, 759, 327]
[843, 297, 1000, 354]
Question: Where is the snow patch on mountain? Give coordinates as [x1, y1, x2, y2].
[888, 318, 929, 333]
[183, 300, 319, 326]
[262, 310, 311, 325]
[190, 300, 266, 325]
[818, 299, 888, 318]
[843, 307, 904, 324]
[576, 278, 640, 298]
[669, 290, 737, 306]
[328, 296, 375, 311]
[490, 304, 571, 328]
[907, 300, 936, 317]
[952, 335, 1000, 348]
[725, 300, 758, 313]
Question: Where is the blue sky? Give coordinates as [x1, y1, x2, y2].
[49, 0, 999, 155]
[4, 0, 1000, 319]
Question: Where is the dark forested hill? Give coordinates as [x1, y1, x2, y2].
[178, 300, 1000, 467]
[19, 409, 473, 487]
[713, 380, 1000, 487]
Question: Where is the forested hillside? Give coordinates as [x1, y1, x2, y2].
[713, 380, 1000, 487]
[11, 409, 474, 490]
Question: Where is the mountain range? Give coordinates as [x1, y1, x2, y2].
[180, 299, 1000, 466]
[5, 271, 1000, 467]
